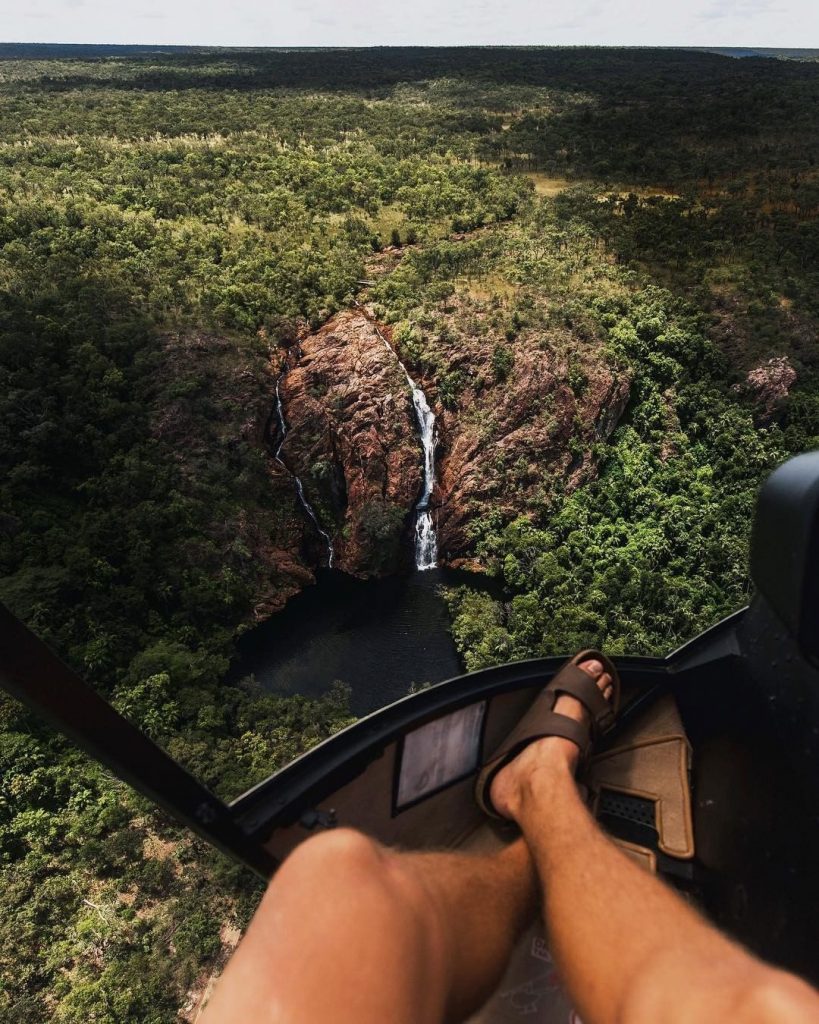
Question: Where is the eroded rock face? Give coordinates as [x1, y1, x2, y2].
[740, 356, 797, 424]
[429, 331, 631, 560]
[276, 311, 423, 576]
[269, 293, 632, 585]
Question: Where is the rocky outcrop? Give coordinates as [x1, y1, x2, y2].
[276, 311, 423, 576]
[428, 323, 631, 559]
[737, 356, 797, 425]
[152, 308, 631, 621]
[272, 299, 631, 574]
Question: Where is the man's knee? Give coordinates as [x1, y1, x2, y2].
[736, 971, 819, 1023]
[272, 830, 436, 934]
[277, 828, 388, 889]
[269, 829, 447, 949]
[268, 828, 438, 958]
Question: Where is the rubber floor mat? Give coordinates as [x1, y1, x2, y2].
[588, 692, 694, 859]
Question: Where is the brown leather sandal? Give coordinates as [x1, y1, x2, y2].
[475, 649, 621, 819]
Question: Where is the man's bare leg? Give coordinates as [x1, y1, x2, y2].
[200, 829, 538, 1024]
[490, 659, 819, 1024]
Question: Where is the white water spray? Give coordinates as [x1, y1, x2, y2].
[274, 378, 335, 569]
[371, 325, 438, 571]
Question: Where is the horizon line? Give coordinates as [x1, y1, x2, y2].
[0, 41, 816, 51]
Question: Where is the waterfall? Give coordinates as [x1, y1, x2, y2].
[274, 378, 335, 569]
[410, 384, 438, 571]
[371, 326, 439, 571]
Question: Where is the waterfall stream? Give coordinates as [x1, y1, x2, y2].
[274, 378, 335, 569]
[372, 325, 439, 571]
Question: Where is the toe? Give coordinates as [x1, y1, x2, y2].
[579, 658, 603, 679]
[579, 658, 614, 702]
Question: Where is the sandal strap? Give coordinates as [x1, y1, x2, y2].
[474, 712, 591, 817]
[552, 663, 615, 732]
[527, 712, 591, 753]
[475, 649, 621, 819]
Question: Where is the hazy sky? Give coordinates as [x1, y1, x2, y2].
[4, 0, 815, 49]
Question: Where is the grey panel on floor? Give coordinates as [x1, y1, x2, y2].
[467, 921, 580, 1024]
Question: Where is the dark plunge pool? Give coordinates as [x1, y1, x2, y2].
[231, 567, 492, 716]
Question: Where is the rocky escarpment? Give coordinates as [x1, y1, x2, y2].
[154, 310, 631, 620]
[275, 311, 423, 576]
[271, 301, 630, 575]
[364, 288, 632, 567]
[153, 330, 315, 620]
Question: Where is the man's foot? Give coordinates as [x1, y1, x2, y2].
[489, 658, 613, 821]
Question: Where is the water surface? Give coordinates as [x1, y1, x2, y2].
[232, 568, 493, 716]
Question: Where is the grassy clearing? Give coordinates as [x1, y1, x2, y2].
[458, 273, 518, 303]
[523, 172, 575, 196]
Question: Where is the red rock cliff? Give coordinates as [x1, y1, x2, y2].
[276, 303, 630, 574]
[276, 311, 423, 576]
